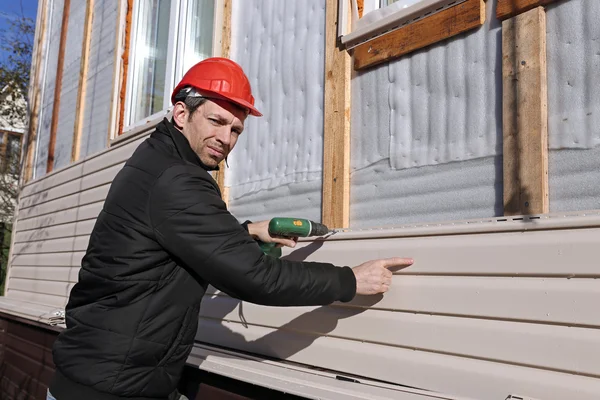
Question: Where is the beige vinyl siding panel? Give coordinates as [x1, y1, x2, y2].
[6, 134, 149, 307]
[197, 222, 600, 400]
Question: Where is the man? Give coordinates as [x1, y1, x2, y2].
[48, 57, 413, 400]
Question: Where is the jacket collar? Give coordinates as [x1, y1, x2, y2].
[152, 117, 219, 171]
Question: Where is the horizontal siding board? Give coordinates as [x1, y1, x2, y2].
[14, 220, 95, 244]
[17, 185, 108, 221]
[82, 135, 145, 175]
[11, 235, 90, 255]
[4, 290, 67, 308]
[20, 164, 84, 199]
[14, 203, 101, 233]
[200, 295, 600, 376]
[8, 279, 74, 298]
[208, 275, 600, 326]
[282, 227, 600, 276]
[11, 252, 84, 268]
[8, 266, 80, 283]
[200, 320, 600, 400]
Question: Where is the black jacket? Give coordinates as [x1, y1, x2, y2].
[50, 118, 356, 400]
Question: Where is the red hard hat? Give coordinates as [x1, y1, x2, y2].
[171, 57, 262, 117]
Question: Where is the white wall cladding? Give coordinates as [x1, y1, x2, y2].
[34, 0, 65, 179]
[546, 0, 600, 213]
[350, 1, 502, 228]
[198, 219, 600, 400]
[227, 0, 325, 221]
[79, 0, 119, 159]
[53, 0, 87, 170]
[6, 135, 146, 307]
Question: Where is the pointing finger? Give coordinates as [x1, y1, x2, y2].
[381, 257, 414, 270]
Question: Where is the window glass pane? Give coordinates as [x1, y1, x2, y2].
[130, 0, 172, 123]
[180, 0, 214, 76]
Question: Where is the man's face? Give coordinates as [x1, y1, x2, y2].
[174, 98, 247, 168]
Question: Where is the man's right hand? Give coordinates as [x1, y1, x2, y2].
[352, 257, 414, 295]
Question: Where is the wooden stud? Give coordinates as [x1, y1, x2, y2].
[497, 0, 559, 21]
[46, 0, 71, 173]
[71, 0, 94, 162]
[22, 0, 49, 183]
[116, 0, 134, 137]
[353, 0, 485, 70]
[322, 0, 351, 228]
[357, 0, 364, 18]
[214, 0, 232, 207]
[502, 7, 548, 215]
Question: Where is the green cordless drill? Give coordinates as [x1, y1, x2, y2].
[258, 217, 332, 258]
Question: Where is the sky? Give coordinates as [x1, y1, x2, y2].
[0, 0, 38, 61]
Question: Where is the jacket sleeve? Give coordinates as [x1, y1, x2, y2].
[149, 165, 356, 306]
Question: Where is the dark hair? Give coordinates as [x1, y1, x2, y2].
[173, 87, 208, 121]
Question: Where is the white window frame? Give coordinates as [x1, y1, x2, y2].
[338, 0, 467, 50]
[122, 0, 223, 133]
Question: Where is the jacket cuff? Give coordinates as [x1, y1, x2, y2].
[338, 266, 357, 302]
[241, 220, 252, 232]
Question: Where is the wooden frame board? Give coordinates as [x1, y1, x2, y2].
[322, 0, 351, 228]
[502, 7, 548, 215]
[46, 0, 71, 173]
[497, 0, 560, 20]
[71, 0, 95, 162]
[353, 0, 485, 70]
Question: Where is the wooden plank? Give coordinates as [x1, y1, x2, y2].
[497, 0, 560, 20]
[23, 0, 49, 183]
[46, 0, 72, 173]
[357, 0, 364, 18]
[71, 0, 95, 162]
[353, 0, 485, 70]
[213, 0, 232, 206]
[116, 0, 134, 136]
[108, 0, 130, 141]
[322, 0, 351, 229]
[502, 7, 548, 215]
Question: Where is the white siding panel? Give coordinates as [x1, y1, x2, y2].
[282, 227, 600, 277]
[6, 289, 68, 308]
[14, 220, 95, 244]
[200, 320, 600, 400]
[11, 252, 85, 268]
[200, 296, 600, 376]
[12, 235, 90, 255]
[8, 278, 74, 298]
[14, 203, 102, 232]
[9, 266, 79, 283]
[207, 275, 600, 326]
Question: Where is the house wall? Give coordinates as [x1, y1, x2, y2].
[3, 0, 600, 399]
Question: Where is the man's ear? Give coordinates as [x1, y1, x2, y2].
[172, 102, 188, 129]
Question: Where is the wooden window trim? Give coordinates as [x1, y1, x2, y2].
[496, 0, 561, 21]
[353, 0, 485, 70]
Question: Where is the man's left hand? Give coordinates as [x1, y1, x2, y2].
[247, 221, 298, 248]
